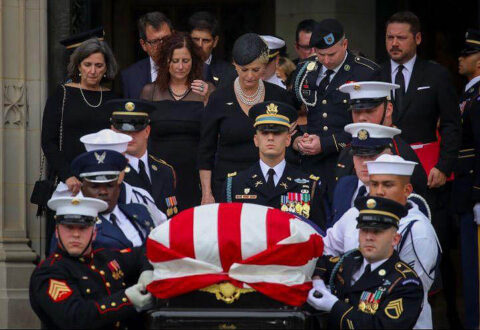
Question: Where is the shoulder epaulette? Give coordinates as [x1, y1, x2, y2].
[309, 174, 320, 181]
[227, 172, 237, 178]
[353, 55, 380, 71]
[394, 261, 419, 278]
[149, 154, 174, 170]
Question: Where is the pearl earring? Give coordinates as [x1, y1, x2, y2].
[79, 73, 82, 77]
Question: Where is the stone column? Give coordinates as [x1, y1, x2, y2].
[0, 0, 47, 328]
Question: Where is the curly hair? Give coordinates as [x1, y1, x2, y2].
[153, 32, 204, 91]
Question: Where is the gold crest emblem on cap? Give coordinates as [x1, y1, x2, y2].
[71, 199, 80, 205]
[353, 84, 361, 91]
[266, 103, 278, 115]
[358, 129, 369, 141]
[366, 198, 377, 209]
[125, 102, 135, 112]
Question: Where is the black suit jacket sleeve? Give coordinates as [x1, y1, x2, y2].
[436, 67, 461, 175]
[471, 99, 480, 202]
[41, 85, 74, 181]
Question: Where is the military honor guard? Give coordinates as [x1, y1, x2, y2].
[455, 28, 480, 329]
[261, 35, 287, 89]
[323, 154, 440, 329]
[221, 101, 326, 228]
[307, 196, 424, 329]
[30, 196, 154, 329]
[292, 18, 379, 204]
[335, 81, 427, 198]
[330, 122, 400, 226]
[80, 128, 167, 224]
[108, 99, 178, 217]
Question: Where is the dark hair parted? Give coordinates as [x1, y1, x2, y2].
[67, 38, 117, 82]
[386, 11, 421, 36]
[295, 19, 316, 42]
[138, 11, 173, 40]
[188, 11, 219, 37]
[153, 32, 204, 91]
[232, 33, 269, 66]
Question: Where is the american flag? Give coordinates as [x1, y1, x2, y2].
[146, 203, 324, 306]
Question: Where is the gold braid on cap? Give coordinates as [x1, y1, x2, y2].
[258, 36, 270, 64]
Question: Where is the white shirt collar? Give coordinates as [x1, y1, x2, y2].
[361, 257, 389, 273]
[391, 54, 416, 74]
[149, 57, 158, 82]
[205, 54, 213, 65]
[125, 151, 148, 172]
[259, 159, 286, 186]
[101, 205, 120, 223]
[351, 180, 369, 207]
[465, 75, 480, 92]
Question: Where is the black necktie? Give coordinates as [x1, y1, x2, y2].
[357, 264, 371, 283]
[110, 213, 119, 228]
[358, 185, 367, 198]
[138, 160, 151, 188]
[318, 69, 334, 95]
[267, 168, 275, 190]
[394, 65, 405, 117]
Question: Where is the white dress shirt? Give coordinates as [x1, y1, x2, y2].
[390, 55, 416, 93]
[125, 152, 151, 181]
[264, 74, 286, 89]
[465, 75, 480, 92]
[205, 54, 212, 65]
[102, 205, 144, 247]
[316, 52, 348, 86]
[351, 258, 388, 285]
[150, 57, 158, 82]
[259, 159, 286, 186]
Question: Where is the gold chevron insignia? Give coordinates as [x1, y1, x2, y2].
[385, 298, 403, 319]
[48, 279, 73, 302]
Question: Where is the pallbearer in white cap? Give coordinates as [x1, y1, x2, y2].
[260, 35, 286, 88]
[80, 128, 132, 153]
[335, 81, 428, 208]
[323, 152, 441, 329]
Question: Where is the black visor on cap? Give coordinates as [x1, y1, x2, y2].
[460, 46, 480, 57]
[351, 146, 388, 157]
[356, 220, 395, 230]
[111, 116, 150, 132]
[256, 124, 289, 133]
[349, 98, 386, 111]
[55, 214, 96, 226]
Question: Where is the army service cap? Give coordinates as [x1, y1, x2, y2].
[461, 29, 480, 56]
[355, 196, 408, 229]
[249, 101, 298, 132]
[108, 99, 155, 132]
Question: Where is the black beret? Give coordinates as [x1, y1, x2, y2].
[310, 18, 344, 49]
[108, 99, 155, 132]
[232, 33, 269, 66]
[355, 196, 408, 229]
[461, 29, 480, 56]
[249, 101, 298, 132]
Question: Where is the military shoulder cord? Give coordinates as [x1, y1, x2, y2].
[294, 62, 317, 107]
[408, 193, 432, 220]
[329, 249, 358, 293]
[226, 177, 233, 202]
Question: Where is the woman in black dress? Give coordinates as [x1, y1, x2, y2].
[198, 33, 296, 203]
[140, 32, 213, 211]
[41, 38, 118, 245]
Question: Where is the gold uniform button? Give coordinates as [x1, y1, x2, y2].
[345, 298, 350, 303]
[111, 302, 117, 307]
[322, 99, 327, 105]
[101, 305, 106, 310]
[122, 297, 128, 303]
[343, 99, 348, 104]
[122, 282, 126, 287]
[54, 254, 59, 258]
[90, 265, 96, 270]
[106, 282, 111, 288]
[86, 288, 91, 294]
[470, 170, 474, 174]
[79, 257, 85, 262]
[100, 270, 105, 276]
[323, 126, 328, 131]
[322, 112, 328, 118]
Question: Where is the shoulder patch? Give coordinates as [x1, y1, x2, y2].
[48, 279, 73, 302]
[149, 154, 174, 169]
[228, 172, 237, 178]
[329, 256, 340, 263]
[385, 298, 403, 319]
[354, 55, 379, 71]
[400, 278, 421, 286]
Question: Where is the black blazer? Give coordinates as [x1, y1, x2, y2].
[203, 55, 237, 89]
[121, 57, 152, 99]
[375, 58, 461, 175]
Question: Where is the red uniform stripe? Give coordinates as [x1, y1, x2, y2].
[266, 209, 291, 248]
[217, 203, 243, 271]
[170, 208, 195, 258]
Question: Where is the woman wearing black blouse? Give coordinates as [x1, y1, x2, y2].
[198, 33, 295, 203]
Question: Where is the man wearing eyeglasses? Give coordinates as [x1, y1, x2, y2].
[121, 12, 173, 99]
[293, 19, 315, 66]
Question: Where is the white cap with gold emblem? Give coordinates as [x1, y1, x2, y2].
[48, 196, 108, 224]
[339, 81, 399, 110]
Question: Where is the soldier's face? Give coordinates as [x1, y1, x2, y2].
[81, 181, 120, 214]
[191, 29, 218, 60]
[386, 23, 421, 64]
[113, 126, 150, 158]
[254, 130, 291, 159]
[56, 224, 96, 257]
[314, 38, 347, 70]
[351, 102, 393, 126]
[369, 174, 412, 205]
[458, 52, 480, 78]
[359, 227, 400, 263]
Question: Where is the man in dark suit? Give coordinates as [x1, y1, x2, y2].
[222, 101, 326, 229]
[121, 12, 173, 99]
[292, 18, 379, 204]
[293, 19, 315, 66]
[335, 81, 427, 199]
[188, 11, 236, 89]
[308, 196, 424, 329]
[375, 11, 461, 326]
[108, 99, 178, 217]
[454, 29, 480, 329]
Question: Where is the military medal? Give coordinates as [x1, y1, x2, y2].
[107, 260, 124, 280]
[280, 195, 289, 211]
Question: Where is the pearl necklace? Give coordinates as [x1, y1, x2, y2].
[79, 85, 103, 108]
[234, 78, 264, 106]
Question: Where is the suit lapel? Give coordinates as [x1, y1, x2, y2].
[246, 163, 269, 197]
[340, 252, 363, 294]
[97, 215, 131, 248]
[148, 155, 161, 201]
[324, 52, 353, 96]
[271, 164, 299, 197]
[349, 254, 398, 293]
[400, 58, 424, 117]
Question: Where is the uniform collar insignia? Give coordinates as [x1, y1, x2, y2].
[294, 178, 309, 184]
[280, 182, 288, 190]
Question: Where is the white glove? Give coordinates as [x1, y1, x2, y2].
[138, 270, 154, 288]
[474, 203, 480, 225]
[125, 283, 154, 312]
[312, 278, 327, 290]
[307, 285, 338, 312]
